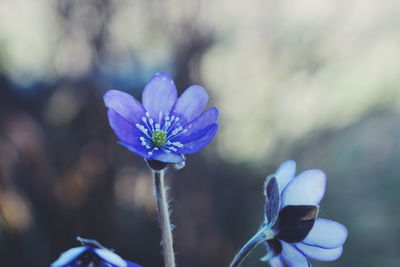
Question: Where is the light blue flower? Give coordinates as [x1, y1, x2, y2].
[262, 160, 348, 266]
[51, 237, 141, 267]
[104, 72, 219, 164]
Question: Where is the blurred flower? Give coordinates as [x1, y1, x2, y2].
[51, 237, 141, 267]
[104, 72, 219, 164]
[261, 160, 348, 266]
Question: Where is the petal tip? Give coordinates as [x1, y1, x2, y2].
[284, 159, 296, 168]
[209, 106, 220, 120]
[190, 84, 208, 97]
[275, 159, 297, 193]
[303, 218, 348, 249]
[150, 72, 174, 83]
[304, 169, 327, 186]
[188, 85, 209, 101]
[103, 90, 145, 123]
[103, 90, 120, 107]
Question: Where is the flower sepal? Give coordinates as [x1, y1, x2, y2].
[145, 154, 186, 171]
[173, 160, 186, 170]
[146, 159, 169, 171]
[264, 175, 280, 227]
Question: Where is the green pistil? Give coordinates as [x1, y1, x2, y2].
[152, 130, 167, 147]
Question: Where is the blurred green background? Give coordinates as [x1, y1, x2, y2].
[1, 0, 400, 266]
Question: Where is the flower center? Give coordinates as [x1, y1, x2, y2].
[152, 130, 167, 146]
[136, 112, 187, 156]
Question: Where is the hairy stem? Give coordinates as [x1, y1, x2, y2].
[152, 170, 175, 267]
[229, 228, 276, 267]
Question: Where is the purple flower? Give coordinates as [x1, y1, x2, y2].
[262, 160, 348, 266]
[104, 72, 219, 164]
[51, 238, 141, 267]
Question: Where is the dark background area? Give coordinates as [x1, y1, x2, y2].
[1, 0, 400, 266]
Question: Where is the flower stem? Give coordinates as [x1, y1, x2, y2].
[229, 227, 277, 267]
[152, 169, 176, 267]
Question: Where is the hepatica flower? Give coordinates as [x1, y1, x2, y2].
[104, 72, 219, 164]
[230, 160, 348, 267]
[51, 237, 141, 267]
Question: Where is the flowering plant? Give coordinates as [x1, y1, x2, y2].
[230, 160, 348, 267]
[104, 72, 219, 164]
[51, 237, 141, 267]
[103, 72, 219, 267]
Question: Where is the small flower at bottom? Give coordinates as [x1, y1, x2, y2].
[51, 237, 141, 267]
[104, 72, 219, 164]
[261, 160, 348, 266]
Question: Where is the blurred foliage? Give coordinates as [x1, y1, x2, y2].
[0, 0, 400, 266]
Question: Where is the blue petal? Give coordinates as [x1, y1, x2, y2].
[183, 107, 219, 130]
[174, 107, 218, 152]
[303, 218, 348, 249]
[108, 109, 142, 146]
[275, 160, 296, 195]
[50, 246, 88, 267]
[125, 260, 142, 267]
[142, 72, 178, 118]
[171, 85, 208, 124]
[151, 150, 185, 163]
[118, 142, 150, 159]
[269, 256, 285, 267]
[94, 248, 127, 267]
[176, 123, 218, 154]
[295, 243, 343, 261]
[280, 241, 311, 267]
[120, 142, 185, 163]
[104, 90, 145, 123]
[281, 169, 326, 207]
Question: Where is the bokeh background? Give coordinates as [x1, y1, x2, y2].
[1, 0, 400, 266]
